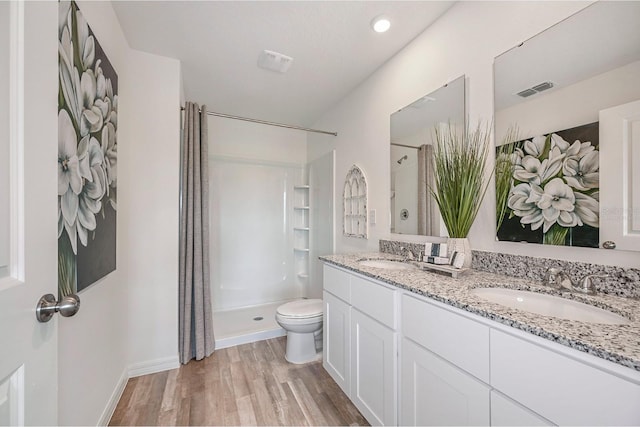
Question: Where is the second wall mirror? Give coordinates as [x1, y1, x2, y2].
[390, 75, 465, 237]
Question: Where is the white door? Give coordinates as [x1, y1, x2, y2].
[400, 338, 490, 426]
[350, 309, 396, 426]
[600, 99, 640, 251]
[0, 2, 61, 424]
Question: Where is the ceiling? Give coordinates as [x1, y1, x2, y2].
[112, 1, 455, 128]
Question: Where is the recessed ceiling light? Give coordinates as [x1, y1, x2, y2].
[371, 15, 391, 33]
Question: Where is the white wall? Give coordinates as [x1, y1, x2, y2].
[309, 1, 639, 268]
[56, 2, 182, 425]
[120, 48, 181, 375]
[57, 2, 129, 425]
[209, 115, 307, 163]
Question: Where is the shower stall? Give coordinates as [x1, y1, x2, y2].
[209, 152, 334, 348]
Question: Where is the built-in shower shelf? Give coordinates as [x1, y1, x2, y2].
[294, 181, 310, 284]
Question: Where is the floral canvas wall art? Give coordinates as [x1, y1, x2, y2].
[58, 1, 118, 295]
[496, 122, 599, 247]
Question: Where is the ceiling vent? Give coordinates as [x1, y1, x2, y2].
[257, 50, 293, 73]
[516, 81, 554, 98]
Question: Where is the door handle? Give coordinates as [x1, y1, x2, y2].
[35, 293, 80, 323]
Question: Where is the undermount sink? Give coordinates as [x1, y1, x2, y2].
[471, 287, 631, 325]
[358, 259, 417, 270]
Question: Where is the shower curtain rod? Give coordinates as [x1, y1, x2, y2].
[180, 106, 337, 136]
[391, 142, 419, 149]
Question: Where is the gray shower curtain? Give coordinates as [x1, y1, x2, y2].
[179, 102, 215, 364]
[417, 144, 438, 236]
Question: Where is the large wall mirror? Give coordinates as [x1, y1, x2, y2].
[390, 75, 465, 236]
[494, 1, 640, 251]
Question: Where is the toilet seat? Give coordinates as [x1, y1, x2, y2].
[276, 299, 323, 319]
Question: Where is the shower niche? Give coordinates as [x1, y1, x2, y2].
[293, 182, 310, 282]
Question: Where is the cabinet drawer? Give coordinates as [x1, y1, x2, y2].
[351, 275, 397, 329]
[402, 294, 489, 383]
[323, 264, 350, 303]
[491, 329, 640, 426]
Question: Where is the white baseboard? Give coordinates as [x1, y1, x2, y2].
[97, 356, 180, 426]
[215, 327, 286, 349]
[97, 369, 128, 426]
[128, 355, 180, 378]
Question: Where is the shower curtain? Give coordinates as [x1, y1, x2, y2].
[417, 144, 438, 236]
[179, 102, 215, 364]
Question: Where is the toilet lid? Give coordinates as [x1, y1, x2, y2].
[277, 299, 323, 318]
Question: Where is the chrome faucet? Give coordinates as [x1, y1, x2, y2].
[543, 268, 606, 295]
[574, 274, 607, 295]
[543, 268, 574, 291]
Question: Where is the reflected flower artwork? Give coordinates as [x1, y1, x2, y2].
[497, 122, 599, 247]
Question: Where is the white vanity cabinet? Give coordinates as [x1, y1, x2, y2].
[323, 264, 398, 426]
[322, 262, 640, 426]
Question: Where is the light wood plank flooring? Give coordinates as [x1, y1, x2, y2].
[109, 337, 368, 426]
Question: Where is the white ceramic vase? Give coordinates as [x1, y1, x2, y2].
[447, 237, 472, 269]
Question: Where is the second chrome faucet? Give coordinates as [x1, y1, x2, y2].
[543, 267, 606, 295]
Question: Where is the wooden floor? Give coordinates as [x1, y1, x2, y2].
[109, 337, 368, 426]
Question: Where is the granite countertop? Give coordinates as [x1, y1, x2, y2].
[320, 252, 640, 372]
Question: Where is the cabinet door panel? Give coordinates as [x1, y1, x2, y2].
[400, 338, 490, 426]
[490, 390, 554, 426]
[323, 291, 351, 394]
[351, 309, 397, 426]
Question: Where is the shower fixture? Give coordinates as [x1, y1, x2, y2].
[397, 155, 408, 164]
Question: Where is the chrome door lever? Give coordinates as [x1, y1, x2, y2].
[36, 293, 80, 323]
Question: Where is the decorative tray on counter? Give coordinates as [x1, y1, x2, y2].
[417, 262, 469, 278]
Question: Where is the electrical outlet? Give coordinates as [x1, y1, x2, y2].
[369, 209, 376, 225]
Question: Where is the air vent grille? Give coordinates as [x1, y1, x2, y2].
[516, 81, 555, 98]
[258, 50, 293, 73]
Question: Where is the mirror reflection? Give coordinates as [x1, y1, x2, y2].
[494, 1, 640, 250]
[390, 75, 465, 236]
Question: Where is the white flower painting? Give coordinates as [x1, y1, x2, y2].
[58, 1, 117, 296]
[497, 123, 599, 247]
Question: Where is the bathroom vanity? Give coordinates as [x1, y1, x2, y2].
[321, 254, 640, 426]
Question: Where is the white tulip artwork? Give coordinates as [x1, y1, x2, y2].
[58, 1, 118, 295]
[497, 122, 599, 248]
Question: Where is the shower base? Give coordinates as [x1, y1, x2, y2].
[213, 300, 291, 349]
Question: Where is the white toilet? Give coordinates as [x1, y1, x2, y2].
[275, 299, 323, 364]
